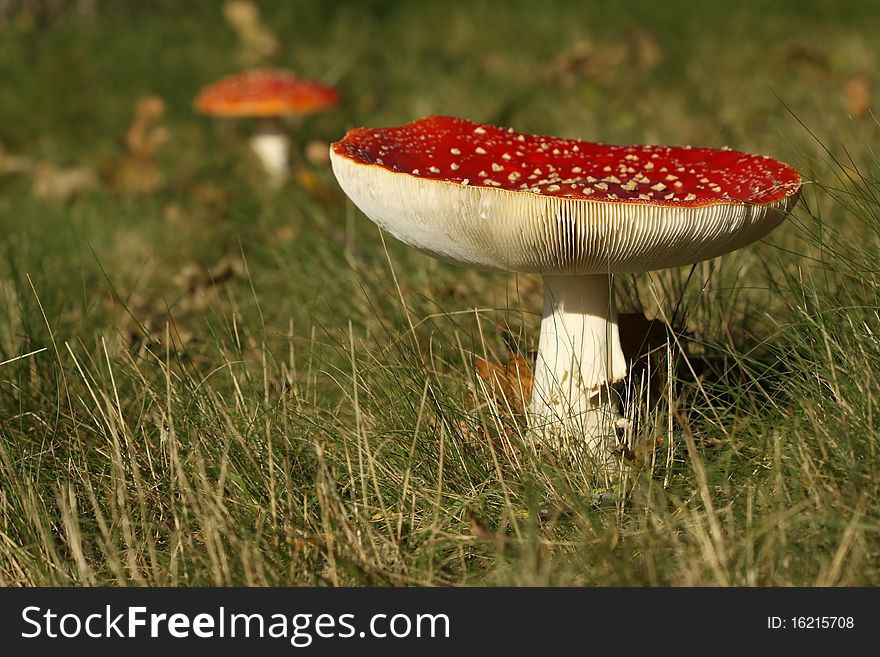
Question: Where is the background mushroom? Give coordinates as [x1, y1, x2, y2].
[195, 69, 341, 185]
[330, 116, 802, 466]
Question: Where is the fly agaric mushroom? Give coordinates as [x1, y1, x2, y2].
[330, 116, 801, 463]
[195, 69, 341, 184]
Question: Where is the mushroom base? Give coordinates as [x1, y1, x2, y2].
[529, 274, 628, 463]
[249, 124, 290, 185]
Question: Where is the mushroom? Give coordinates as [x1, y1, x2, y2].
[329, 116, 801, 465]
[195, 69, 341, 184]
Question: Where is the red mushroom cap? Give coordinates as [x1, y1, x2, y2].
[195, 69, 341, 118]
[332, 116, 800, 207]
[330, 116, 802, 274]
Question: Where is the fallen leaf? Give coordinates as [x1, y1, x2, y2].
[107, 159, 164, 197]
[845, 74, 872, 119]
[0, 143, 33, 175]
[125, 95, 168, 161]
[273, 225, 298, 243]
[223, 0, 279, 66]
[104, 95, 169, 196]
[304, 139, 331, 167]
[545, 39, 629, 83]
[633, 27, 663, 70]
[173, 256, 243, 296]
[468, 508, 505, 549]
[622, 435, 665, 462]
[475, 352, 532, 414]
[32, 163, 98, 201]
[114, 255, 242, 352]
[784, 42, 829, 78]
[295, 168, 342, 205]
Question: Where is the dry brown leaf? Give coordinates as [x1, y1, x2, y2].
[633, 27, 663, 70]
[475, 352, 532, 414]
[192, 183, 230, 213]
[0, 143, 33, 175]
[107, 159, 164, 197]
[544, 40, 595, 81]
[32, 163, 98, 201]
[621, 434, 666, 463]
[784, 43, 829, 79]
[504, 353, 533, 408]
[223, 0, 279, 65]
[125, 95, 168, 161]
[845, 74, 872, 119]
[294, 168, 342, 206]
[115, 256, 242, 352]
[273, 225, 298, 243]
[304, 139, 331, 167]
[106, 95, 169, 196]
[173, 256, 243, 295]
[545, 39, 629, 83]
[468, 508, 506, 549]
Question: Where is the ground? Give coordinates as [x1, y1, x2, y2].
[0, 0, 878, 585]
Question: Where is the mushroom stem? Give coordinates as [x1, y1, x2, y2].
[529, 274, 628, 459]
[249, 118, 290, 185]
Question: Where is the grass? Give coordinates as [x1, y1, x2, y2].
[0, 0, 878, 586]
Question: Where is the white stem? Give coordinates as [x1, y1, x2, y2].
[249, 123, 290, 185]
[529, 274, 628, 458]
